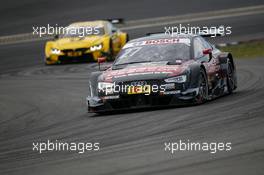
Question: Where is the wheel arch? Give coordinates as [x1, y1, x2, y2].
[227, 53, 235, 70]
[89, 72, 103, 97]
[189, 63, 207, 88]
[218, 52, 237, 90]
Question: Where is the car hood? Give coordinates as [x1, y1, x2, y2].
[101, 61, 193, 82]
[53, 35, 105, 50]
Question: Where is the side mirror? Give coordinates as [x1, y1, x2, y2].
[98, 57, 107, 71]
[98, 57, 106, 63]
[203, 48, 212, 55]
[203, 48, 213, 61]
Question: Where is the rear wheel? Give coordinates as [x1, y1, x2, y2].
[126, 34, 129, 42]
[194, 69, 208, 104]
[226, 59, 235, 94]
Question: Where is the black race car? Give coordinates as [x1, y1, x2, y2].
[86, 33, 237, 113]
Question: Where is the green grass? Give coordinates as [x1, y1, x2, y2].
[220, 41, 264, 58]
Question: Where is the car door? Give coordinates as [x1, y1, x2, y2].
[193, 37, 219, 89]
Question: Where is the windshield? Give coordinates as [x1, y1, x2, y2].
[61, 26, 105, 38]
[113, 42, 191, 66]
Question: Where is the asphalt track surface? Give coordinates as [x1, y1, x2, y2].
[1, 0, 263, 35]
[1, 1, 264, 175]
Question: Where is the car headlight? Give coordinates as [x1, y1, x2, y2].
[164, 75, 187, 83]
[98, 82, 115, 94]
[90, 44, 103, 51]
[51, 48, 61, 54]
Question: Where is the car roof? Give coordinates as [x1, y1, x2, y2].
[129, 33, 197, 43]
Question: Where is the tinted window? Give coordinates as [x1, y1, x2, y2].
[193, 38, 206, 58]
[107, 22, 117, 34]
[114, 43, 190, 66]
[193, 37, 211, 62]
[199, 37, 212, 49]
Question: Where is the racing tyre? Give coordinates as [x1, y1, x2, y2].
[108, 39, 114, 61]
[126, 34, 129, 42]
[194, 69, 208, 104]
[226, 59, 235, 94]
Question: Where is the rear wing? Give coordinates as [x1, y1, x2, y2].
[106, 18, 124, 24]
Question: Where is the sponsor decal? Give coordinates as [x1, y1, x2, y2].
[123, 38, 191, 49]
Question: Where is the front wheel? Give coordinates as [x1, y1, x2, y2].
[194, 69, 208, 104]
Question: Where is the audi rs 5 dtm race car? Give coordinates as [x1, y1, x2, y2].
[45, 20, 128, 65]
[86, 33, 237, 113]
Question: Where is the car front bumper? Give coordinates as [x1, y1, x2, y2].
[46, 51, 104, 64]
[86, 87, 199, 113]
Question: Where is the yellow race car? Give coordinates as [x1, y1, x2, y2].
[45, 20, 128, 65]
